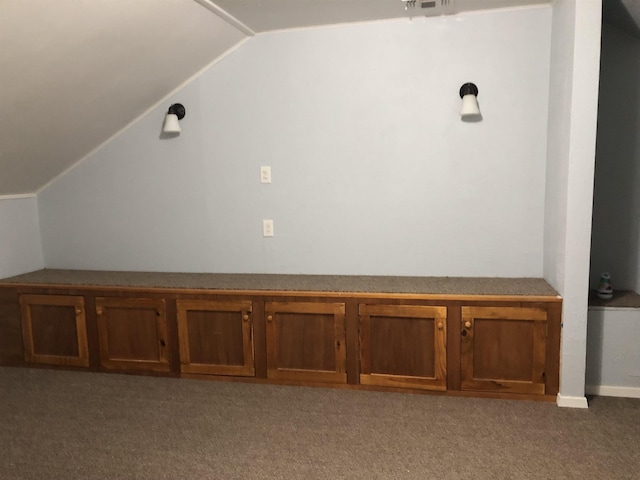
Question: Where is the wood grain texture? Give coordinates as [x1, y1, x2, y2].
[179, 372, 557, 403]
[265, 301, 346, 383]
[543, 301, 561, 395]
[0, 282, 562, 401]
[0, 288, 24, 365]
[460, 306, 547, 395]
[359, 305, 447, 391]
[19, 294, 89, 367]
[96, 297, 170, 372]
[446, 303, 461, 391]
[164, 298, 180, 374]
[176, 299, 254, 377]
[344, 299, 360, 385]
[251, 299, 267, 379]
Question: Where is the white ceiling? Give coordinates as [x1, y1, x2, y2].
[1, 0, 635, 196]
[211, 0, 549, 33]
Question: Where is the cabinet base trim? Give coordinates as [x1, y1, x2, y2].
[360, 373, 446, 391]
[180, 372, 558, 402]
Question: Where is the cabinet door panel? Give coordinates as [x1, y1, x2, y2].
[30, 305, 80, 357]
[20, 294, 89, 367]
[472, 319, 535, 381]
[266, 302, 346, 383]
[461, 306, 547, 395]
[96, 297, 169, 372]
[177, 300, 254, 376]
[359, 305, 447, 390]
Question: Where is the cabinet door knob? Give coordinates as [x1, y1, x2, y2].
[75, 308, 82, 315]
[437, 322, 444, 330]
[267, 315, 273, 322]
[464, 321, 472, 329]
[243, 314, 250, 321]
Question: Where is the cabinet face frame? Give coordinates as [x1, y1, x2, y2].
[359, 304, 447, 391]
[19, 294, 89, 367]
[95, 297, 170, 372]
[176, 299, 255, 377]
[3, 279, 562, 401]
[265, 301, 347, 383]
[460, 306, 547, 395]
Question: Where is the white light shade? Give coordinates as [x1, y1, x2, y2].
[163, 113, 181, 134]
[460, 94, 480, 118]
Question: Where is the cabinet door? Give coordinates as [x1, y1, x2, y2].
[96, 297, 170, 372]
[265, 301, 346, 383]
[20, 294, 89, 367]
[176, 299, 254, 376]
[461, 306, 547, 395]
[359, 304, 447, 391]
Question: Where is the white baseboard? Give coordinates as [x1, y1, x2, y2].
[556, 393, 589, 408]
[586, 385, 640, 399]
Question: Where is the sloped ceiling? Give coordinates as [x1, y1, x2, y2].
[213, 0, 549, 33]
[10, 0, 622, 196]
[0, 0, 247, 195]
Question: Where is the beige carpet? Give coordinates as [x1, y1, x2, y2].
[1, 366, 638, 479]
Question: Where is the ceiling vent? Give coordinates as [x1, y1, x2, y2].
[403, 0, 435, 8]
[403, 0, 455, 14]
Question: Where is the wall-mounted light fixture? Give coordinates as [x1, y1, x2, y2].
[163, 103, 186, 134]
[459, 83, 481, 121]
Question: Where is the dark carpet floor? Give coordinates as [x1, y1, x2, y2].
[1, 366, 638, 479]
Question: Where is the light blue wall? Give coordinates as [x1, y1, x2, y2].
[583, 23, 640, 402]
[587, 308, 640, 397]
[545, 0, 602, 405]
[590, 24, 640, 293]
[0, 196, 45, 279]
[39, 8, 552, 276]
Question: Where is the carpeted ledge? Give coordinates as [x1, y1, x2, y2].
[0, 269, 560, 296]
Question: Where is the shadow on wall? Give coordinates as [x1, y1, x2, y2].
[585, 309, 605, 388]
[586, 307, 640, 395]
[590, 24, 640, 292]
[602, 0, 640, 39]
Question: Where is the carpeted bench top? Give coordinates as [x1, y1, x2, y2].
[0, 269, 560, 298]
[588, 290, 640, 308]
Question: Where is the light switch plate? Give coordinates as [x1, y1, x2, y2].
[263, 219, 274, 237]
[260, 166, 272, 184]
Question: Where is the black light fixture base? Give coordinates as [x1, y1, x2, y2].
[459, 83, 478, 98]
[168, 103, 186, 120]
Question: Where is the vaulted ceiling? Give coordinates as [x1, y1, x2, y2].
[0, 0, 246, 195]
[0, 0, 635, 195]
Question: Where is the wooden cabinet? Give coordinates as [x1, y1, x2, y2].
[176, 299, 255, 376]
[265, 301, 346, 383]
[359, 304, 447, 391]
[95, 297, 170, 372]
[19, 294, 89, 367]
[460, 306, 548, 395]
[0, 272, 563, 401]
